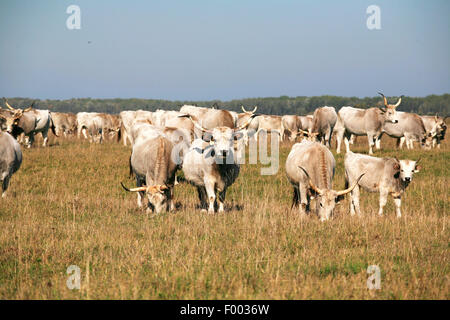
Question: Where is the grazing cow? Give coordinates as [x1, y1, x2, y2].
[311, 106, 337, 147]
[2, 100, 57, 148]
[52, 112, 77, 137]
[344, 152, 421, 217]
[0, 131, 22, 198]
[380, 111, 432, 149]
[335, 93, 401, 154]
[421, 115, 447, 148]
[77, 112, 120, 143]
[285, 140, 362, 221]
[121, 132, 178, 214]
[180, 113, 255, 213]
[286, 140, 364, 221]
[236, 106, 259, 144]
[256, 115, 284, 142]
[76, 112, 104, 143]
[282, 115, 303, 142]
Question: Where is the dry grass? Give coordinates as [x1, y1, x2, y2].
[0, 132, 448, 300]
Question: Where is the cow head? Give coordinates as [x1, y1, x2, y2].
[1, 100, 33, 134]
[298, 129, 319, 142]
[396, 159, 421, 184]
[121, 182, 169, 214]
[299, 167, 364, 221]
[378, 92, 401, 124]
[180, 113, 256, 163]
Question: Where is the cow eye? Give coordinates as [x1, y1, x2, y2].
[319, 202, 323, 208]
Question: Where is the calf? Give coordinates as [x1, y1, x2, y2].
[344, 152, 421, 217]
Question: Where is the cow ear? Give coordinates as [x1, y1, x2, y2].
[414, 165, 421, 173]
[393, 163, 400, 171]
[233, 131, 244, 140]
[202, 132, 213, 142]
[335, 194, 345, 203]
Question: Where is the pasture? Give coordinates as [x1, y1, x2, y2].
[0, 133, 448, 299]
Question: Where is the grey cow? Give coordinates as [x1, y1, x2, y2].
[181, 113, 255, 213]
[420, 115, 447, 148]
[285, 140, 362, 221]
[380, 111, 432, 149]
[0, 132, 22, 198]
[311, 106, 337, 147]
[335, 93, 401, 154]
[121, 132, 178, 214]
[1, 100, 57, 148]
[344, 152, 421, 218]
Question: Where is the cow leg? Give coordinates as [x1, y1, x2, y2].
[298, 183, 308, 215]
[367, 134, 375, 155]
[42, 131, 48, 147]
[378, 190, 388, 216]
[393, 197, 402, 218]
[136, 177, 145, 208]
[335, 126, 345, 154]
[168, 187, 175, 212]
[291, 186, 300, 209]
[196, 186, 208, 212]
[375, 136, 381, 150]
[204, 179, 216, 214]
[352, 185, 362, 216]
[27, 134, 34, 148]
[344, 136, 351, 153]
[123, 131, 128, 146]
[1, 175, 10, 198]
[218, 189, 226, 213]
[82, 128, 88, 139]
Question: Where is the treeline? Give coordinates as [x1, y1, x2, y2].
[3, 94, 449, 116]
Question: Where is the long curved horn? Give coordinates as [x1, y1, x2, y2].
[378, 92, 388, 106]
[241, 105, 257, 114]
[298, 166, 323, 195]
[120, 182, 147, 192]
[5, 100, 15, 111]
[393, 95, 403, 108]
[178, 114, 212, 133]
[335, 173, 365, 196]
[236, 113, 257, 131]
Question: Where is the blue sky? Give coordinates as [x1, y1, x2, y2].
[0, 0, 449, 100]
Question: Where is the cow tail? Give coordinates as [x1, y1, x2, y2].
[128, 154, 133, 177]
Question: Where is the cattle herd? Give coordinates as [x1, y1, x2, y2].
[0, 93, 447, 220]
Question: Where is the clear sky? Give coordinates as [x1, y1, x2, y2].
[0, 0, 449, 100]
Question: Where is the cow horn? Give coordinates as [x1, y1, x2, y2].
[378, 92, 388, 107]
[393, 95, 403, 108]
[24, 106, 33, 112]
[120, 182, 147, 193]
[241, 105, 257, 114]
[179, 114, 212, 133]
[335, 173, 365, 196]
[298, 166, 323, 195]
[5, 100, 15, 111]
[236, 113, 257, 131]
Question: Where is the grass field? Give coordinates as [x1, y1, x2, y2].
[0, 132, 448, 299]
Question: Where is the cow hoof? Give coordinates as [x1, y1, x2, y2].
[200, 209, 207, 214]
